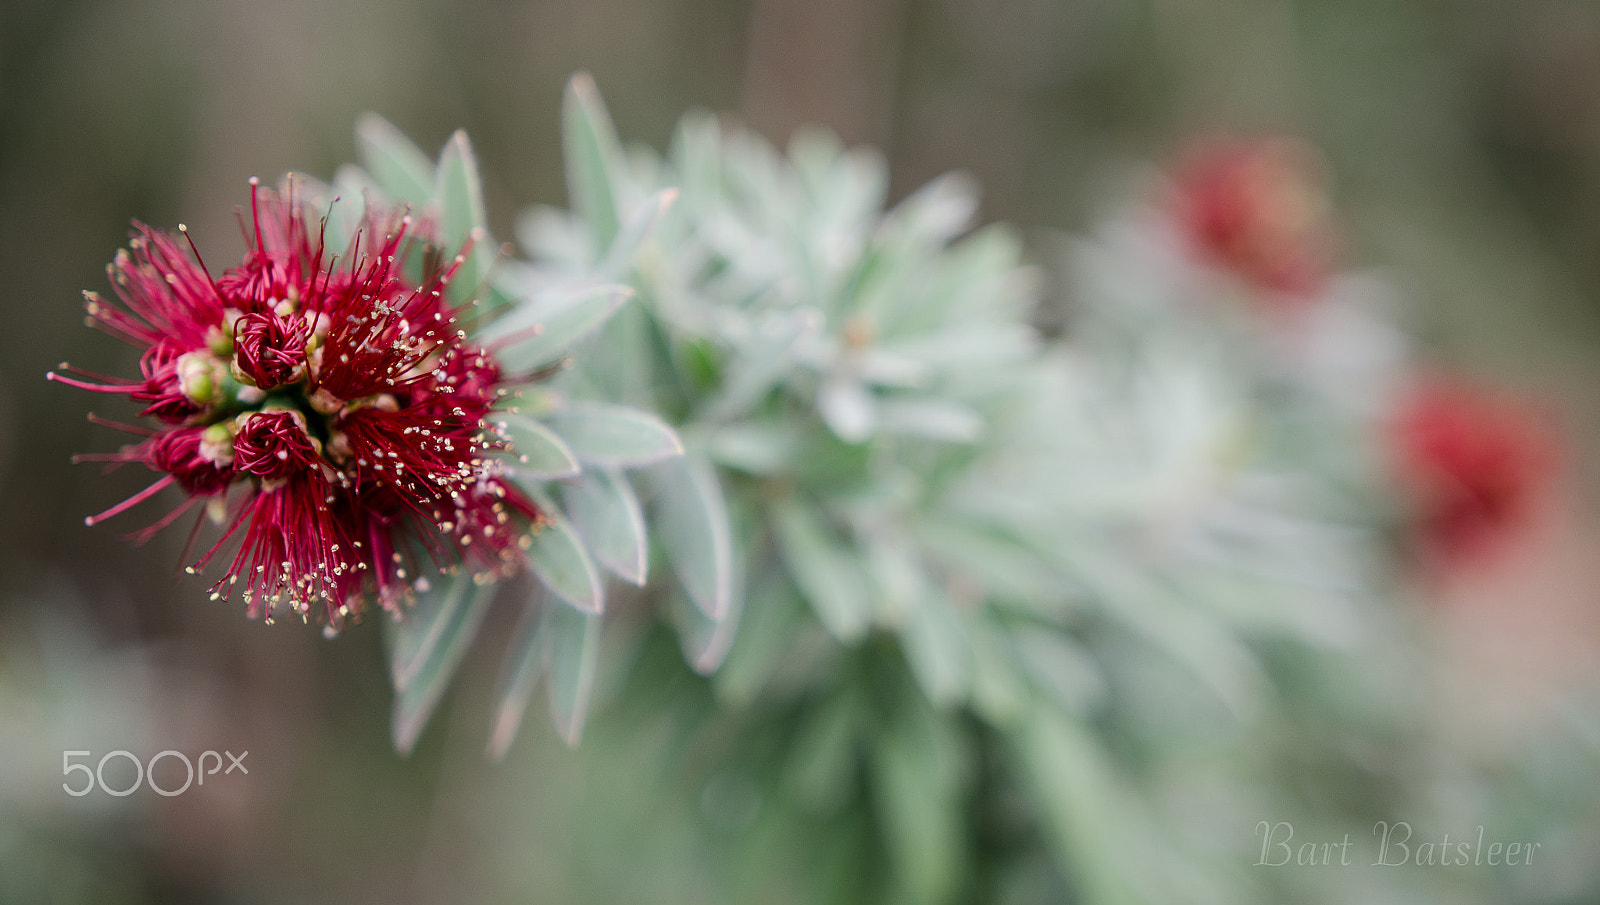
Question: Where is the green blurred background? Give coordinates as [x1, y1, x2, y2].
[0, 0, 1596, 901]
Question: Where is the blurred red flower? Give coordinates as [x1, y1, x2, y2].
[1172, 136, 1334, 301]
[1389, 376, 1563, 572]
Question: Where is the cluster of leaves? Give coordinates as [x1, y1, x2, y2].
[488, 77, 1439, 904]
[517, 80, 1103, 903]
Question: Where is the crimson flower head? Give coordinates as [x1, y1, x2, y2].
[1388, 376, 1562, 571]
[1171, 136, 1333, 301]
[51, 178, 541, 628]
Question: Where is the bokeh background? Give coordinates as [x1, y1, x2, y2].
[1, 0, 1597, 901]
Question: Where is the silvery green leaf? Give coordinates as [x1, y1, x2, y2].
[390, 577, 496, 754]
[521, 501, 604, 614]
[543, 402, 683, 469]
[903, 595, 971, 708]
[875, 323, 1036, 370]
[855, 349, 930, 388]
[288, 174, 355, 261]
[886, 170, 978, 245]
[580, 289, 659, 402]
[496, 412, 580, 480]
[916, 224, 1032, 326]
[388, 569, 472, 692]
[669, 109, 724, 212]
[1121, 589, 1265, 723]
[485, 595, 543, 761]
[599, 188, 677, 279]
[653, 454, 733, 622]
[562, 467, 648, 586]
[326, 164, 381, 254]
[435, 130, 486, 243]
[434, 129, 493, 305]
[863, 532, 921, 626]
[1011, 627, 1106, 716]
[786, 691, 861, 813]
[711, 571, 801, 702]
[967, 622, 1029, 727]
[562, 71, 626, 254]
[785, 124, 884, 222]
[875, 398, 983, 442]
[787, 126, 847, 192]
[355, 112, 434, 205]
[1016, 706, 1139, 905]
[771, 498, 869, 642]
[914, 517, 1060, 609]
[817, 377, 877, 443]
[671, 581, 742, 675]
[491, 255, 553, 301]
[871, 705, 963, 905]
[482, 282, 634, 372]
[1057, 542, 1264, 720]
[515, 205, 596, 272]
[542, 600, 602, 746]
[703, 308, 822, 421]
[706, 421, 800, 475]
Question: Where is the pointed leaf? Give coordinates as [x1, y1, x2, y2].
[705, 308, 821, 421]
[817, 377, 877, 443]
[771, 498, 870, 642]
[355, 113, 434, 204]
[563, 72, 626, 254]
[600, 188, 677, 278]
[1058, 541, 1266, 720]
[903, 596, 972, 708]
[1012, 627, 1105, 716]
[786, 692, 861, 812]
[864, 533, 921, 626]
[889, 170, 979, 245]
[496, 412, 581, 480]
[653, 454, 734, 622]
[435, 130, 487, 245]
[543, 601, 602, 746]
[486, 594, 544, 761]
[671, 584, 743, 675]
[515, 204, 596, 271]
[326, 164, 381, 255]
[968, 622, 1029, 727]
[711, 571, 800, 700]
[483, 282, 634, 372]
[544, 402, 683, 469]
[876, 398, 983, 442]
[389, 570, 470, 692]
[707, 421, 801, 475]
[563, 467, 648, 585]
[1016, 707, 1140, 905]
[522, 503, 604, 614]
[435, 129, 493, 304]
[872, 705, 964, 904]
[391, 577, 496, 754]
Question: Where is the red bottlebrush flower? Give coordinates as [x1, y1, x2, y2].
[146, 426, 234, 496]
[232, 408, 323, 483]
[50, 178, 542, 628]
[1388, 376, 1562, 571]
[232, 309, 311, 390]
[1171, 136, 1333, 300]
